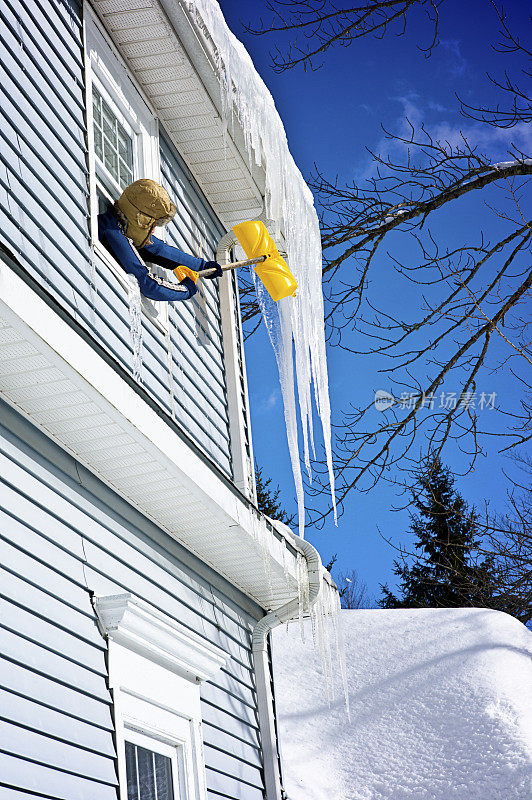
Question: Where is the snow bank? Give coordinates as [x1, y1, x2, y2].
[272, 608, 532, 800]
[188, 0, 336, 534]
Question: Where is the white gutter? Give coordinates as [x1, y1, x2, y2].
[252, 526, 323, 800]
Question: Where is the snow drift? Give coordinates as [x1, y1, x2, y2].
[272, 608, 532, 800]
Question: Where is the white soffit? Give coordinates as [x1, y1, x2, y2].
[93, 592, 230, 681]
[0, 260, 298, 610]
[89, 0, 264, 228]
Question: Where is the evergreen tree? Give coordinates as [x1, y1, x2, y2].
[380, 459, 497, 609]
[255, 463, 294, 526]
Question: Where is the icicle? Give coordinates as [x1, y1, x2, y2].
[126, 274, 143, 382]
[330, 584, 351, 720]
[188, 0, 337, 534]
[87, 247, 98, 328]
[261, 521, 274, 604]
[281, 540, 292, 596]
[311, 591, 333, 704]
[89, 246, 98, 298]
[296, 553, 309, 641]
[164, 324, 176, 420]
[248, 514, 274, 607]
[306, 578, 351, 713]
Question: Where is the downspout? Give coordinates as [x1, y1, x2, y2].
[216, 218, 283, 501]
[217, 230, 253, 496]
[218, 221, 320, 799]
[252, 529, 323, 800]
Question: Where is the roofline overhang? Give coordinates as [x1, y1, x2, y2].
[0, 247, 299, 610]
[88, 0, 266, 230]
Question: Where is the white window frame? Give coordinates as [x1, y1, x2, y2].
[84, 3, 170, 335]
[124, 728, 185, 800]
[93, 593, 231, 800]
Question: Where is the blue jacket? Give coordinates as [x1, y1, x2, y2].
[98, 209, 207, 302]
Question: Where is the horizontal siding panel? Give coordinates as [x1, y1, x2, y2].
[0, 536, 90, 609]
[0, 30, 85, 150]
[90, 255, 232, 472]
[201, 699, 261, 748]
[159, 131, 231, 473]
[0, 124, 88, 240]
[0, 688, 115, 757]
[0, 14, 85, 135]
[0, 166, 87, 269]
[15, 0, 85, 79]
[0, 720, 117, 783]
[203, 743, 264, 789]
[0, 83, 87, 204]
[208, 669, 257, 712]
[29, 0, 84, 66]
[201, 683, 258, 730]
[205, 767, 264, 800]
[202, 726, 262, 770]
[0, 788, 63, 800]
[0, 479, 85, 561]
[0, 59, 86, 181]
[2, 0, 84, 105]
[0, 600, 106, 676]
[0, 658, 113, 731]
[0, 429, 253, 629]
[0, 628, 110, 702]
[0, 566, 102, 647]
[0, 751, 117, 800]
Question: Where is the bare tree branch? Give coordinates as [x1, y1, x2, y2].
[245, 0, 442, 72]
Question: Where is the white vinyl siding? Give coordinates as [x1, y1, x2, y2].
[0, 0, 233, 478]
[0, 401, 265, 800]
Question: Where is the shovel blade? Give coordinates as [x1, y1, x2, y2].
[232, 221, 297, 302]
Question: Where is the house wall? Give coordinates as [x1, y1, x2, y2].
[0, 0, 233, 478]
[0, 0, 269, 797]
[0, 399, 265, 799]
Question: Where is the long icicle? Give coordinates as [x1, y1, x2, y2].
[189, 0, 337, 533]
[127, 275, 143, 382]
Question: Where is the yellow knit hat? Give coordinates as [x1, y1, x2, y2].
[115, 179, 177, 247]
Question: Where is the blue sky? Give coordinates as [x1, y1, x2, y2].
[218, 0, 530, 599]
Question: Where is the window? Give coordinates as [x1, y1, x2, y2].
[93, 593, 230, 800]
[125, 738, 176, 800]
[84, 3, 169, 333]
[92, 85, 134, 195]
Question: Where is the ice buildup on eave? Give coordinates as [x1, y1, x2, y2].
[188, 0, 336, 535]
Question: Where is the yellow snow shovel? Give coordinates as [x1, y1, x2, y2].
[198, 221, 297, 302]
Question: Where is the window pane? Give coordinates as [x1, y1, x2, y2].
[102, 103, 116, 139]
[125, 742, 175, 800]
[119, 159, 133, 189]
[118, 127, 132, 161]
[125, 741, 139, 800]
[92, 88, 102, 125]
[92, 86, 134, 190]
[104, 148, 119, 182]
[154, 753, 174, 800]
[137, 746, 156, 800]
[94, 126, 103, 161]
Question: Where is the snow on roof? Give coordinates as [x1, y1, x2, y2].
[272, 608, 532, 800]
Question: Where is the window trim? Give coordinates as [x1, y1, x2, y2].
[83, 2, 169, 335]
[91, 79, 138, 198]
[93, 593, 231, 800]
[124, 728, 183, 800]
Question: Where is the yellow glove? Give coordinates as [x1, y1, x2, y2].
[173, 265, 199, 284]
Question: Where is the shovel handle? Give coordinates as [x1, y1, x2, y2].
[197, 255, 266, 278]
